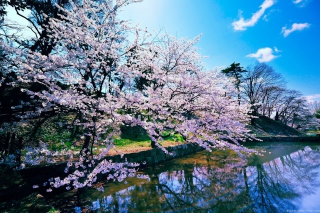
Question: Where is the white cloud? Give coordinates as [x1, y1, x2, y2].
[304, 94, 320, 102]
[263, 9, 279, 22]
[232, 0, 276, 31]
[292, 0, 310, 8]
[281, 23, 310, 37]
[263, 14, 269, 21]
[292, 0, 312, 8]
[274, 46, 281, 52]
[293, 0, 303, 3]
[246, 47, 279, 63]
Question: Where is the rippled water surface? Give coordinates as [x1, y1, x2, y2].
[47, 142, 320, 212]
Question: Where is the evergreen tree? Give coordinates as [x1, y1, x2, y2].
[221, 62, 247, 105]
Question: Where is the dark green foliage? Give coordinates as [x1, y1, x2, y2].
[221, 62, 247, 105]
[221, 62, 247, 86]
[134, 68, 157, 92]
[120, 125, 149, 141]
[0, 70, 48, 123]
[0, 0, 7, 22]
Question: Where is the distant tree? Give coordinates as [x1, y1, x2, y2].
[307, 101, 320, 130]
[309, 101, 320, 119]
[259, 85, 286, 118]
[274, 90, 312, 129]
[241, 63, 284, 124]
[221, 62, 246, 105]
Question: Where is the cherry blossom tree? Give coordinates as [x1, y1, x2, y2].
[1, 0, 255, 191]
[130, 33, 254, 151]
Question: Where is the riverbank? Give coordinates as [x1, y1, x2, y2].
[22, 136, 320, 190]
[0, 142, 204, 203]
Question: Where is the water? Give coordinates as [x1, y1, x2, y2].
[47, 142, 320, 212]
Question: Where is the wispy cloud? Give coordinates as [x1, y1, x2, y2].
[281, 23, 310, 37]
[232, 0, 276, 31]
[293, 0, 303, 3]
[274, 46, 281, 53]
[304, 94, 320, 102]
[262, 9, 279, 22]
[246, 47, 279, 63]
[293, 0, 311, 7]
[263, 15, 268, 21]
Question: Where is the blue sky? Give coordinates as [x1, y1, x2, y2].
[119, 0, 320, 101]
[5, 0, 320, 101]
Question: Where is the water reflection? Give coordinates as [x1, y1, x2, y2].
[48, 143, 320, 212]
[246, 146, 320, 213]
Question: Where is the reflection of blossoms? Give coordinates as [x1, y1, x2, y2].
[97, 186, 104, 192]
[92, 200, 100, 210]
[74, 206, 81, 213]
[45, 156, 141, 191]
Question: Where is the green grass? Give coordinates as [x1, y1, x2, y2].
[114, 127, 184, 147]
[307, 130, 320, 134]
[113, 125, 185, 148]
[306, 130, 320, 136]
[10, 117, 186, 154]
[114, 138, 150, 147]
[48, 207, 60, 213]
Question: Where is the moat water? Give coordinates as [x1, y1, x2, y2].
[46, 142, 320, 212]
